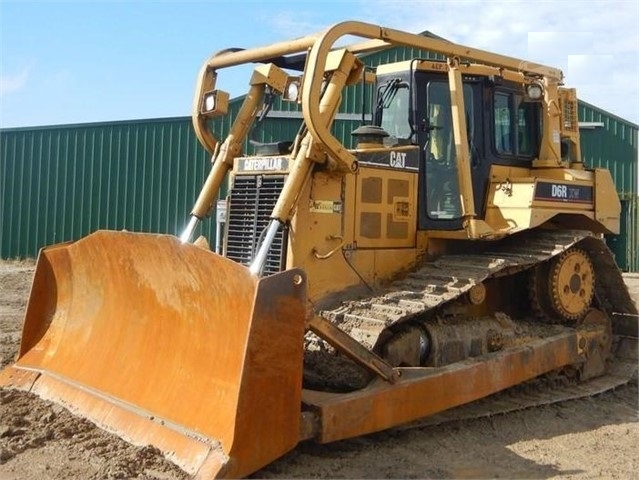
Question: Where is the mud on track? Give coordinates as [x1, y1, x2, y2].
[1, 260, 637, 479]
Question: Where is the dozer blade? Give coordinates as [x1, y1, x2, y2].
[0, 230, 308, 478]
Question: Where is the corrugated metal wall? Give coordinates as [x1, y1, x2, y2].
[606, 196, 638, 272]
[578, 102, 638, 271]
[1, 118, 214, 258]
[2, 44, 638, 270]
[579, 102, 638, 196]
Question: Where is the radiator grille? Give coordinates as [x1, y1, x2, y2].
[225, 174, 287, 276]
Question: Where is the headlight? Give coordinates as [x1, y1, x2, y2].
[203, 92, 216, 112]
[526, 83, 544, 100]
[284, 79, 300, 102]
[200, 90, 229, 116]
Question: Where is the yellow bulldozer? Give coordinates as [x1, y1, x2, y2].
[1, 20, 637, 478]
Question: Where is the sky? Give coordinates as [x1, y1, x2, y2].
[1, 0, 638, 129]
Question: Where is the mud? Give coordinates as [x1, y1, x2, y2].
[0, 260, 637, 479]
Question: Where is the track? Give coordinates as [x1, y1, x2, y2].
[306, 229, 638, 413]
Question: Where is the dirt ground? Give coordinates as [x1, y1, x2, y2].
[0, 259, 637, 479]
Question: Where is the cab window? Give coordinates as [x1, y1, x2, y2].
[493, 91, 540, 157]
[494, 93, 512, 153]
[378, 81, 412, 139]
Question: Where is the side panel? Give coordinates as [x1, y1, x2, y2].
[287, 170, 359, 301]
[285, 153, 422, 304]
[354, 164, 417, 249]
[484, 165, 619, 235]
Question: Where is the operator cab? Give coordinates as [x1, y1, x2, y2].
[374, 61, 543, 231]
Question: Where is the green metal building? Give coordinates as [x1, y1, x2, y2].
[577, 101, 638, 271]
[2, 42, 638, 269]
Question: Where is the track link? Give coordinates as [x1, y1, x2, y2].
[320, 230, 615, 349]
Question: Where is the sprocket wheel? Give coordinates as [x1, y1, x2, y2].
[529, 247, 595, 323]
[549, 248, 595, 321]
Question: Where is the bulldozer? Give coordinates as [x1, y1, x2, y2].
[1, 20, 637, 478]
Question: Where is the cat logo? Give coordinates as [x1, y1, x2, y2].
[389, 151, 407, 168]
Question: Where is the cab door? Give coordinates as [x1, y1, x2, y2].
[414, 73, 483, 231]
